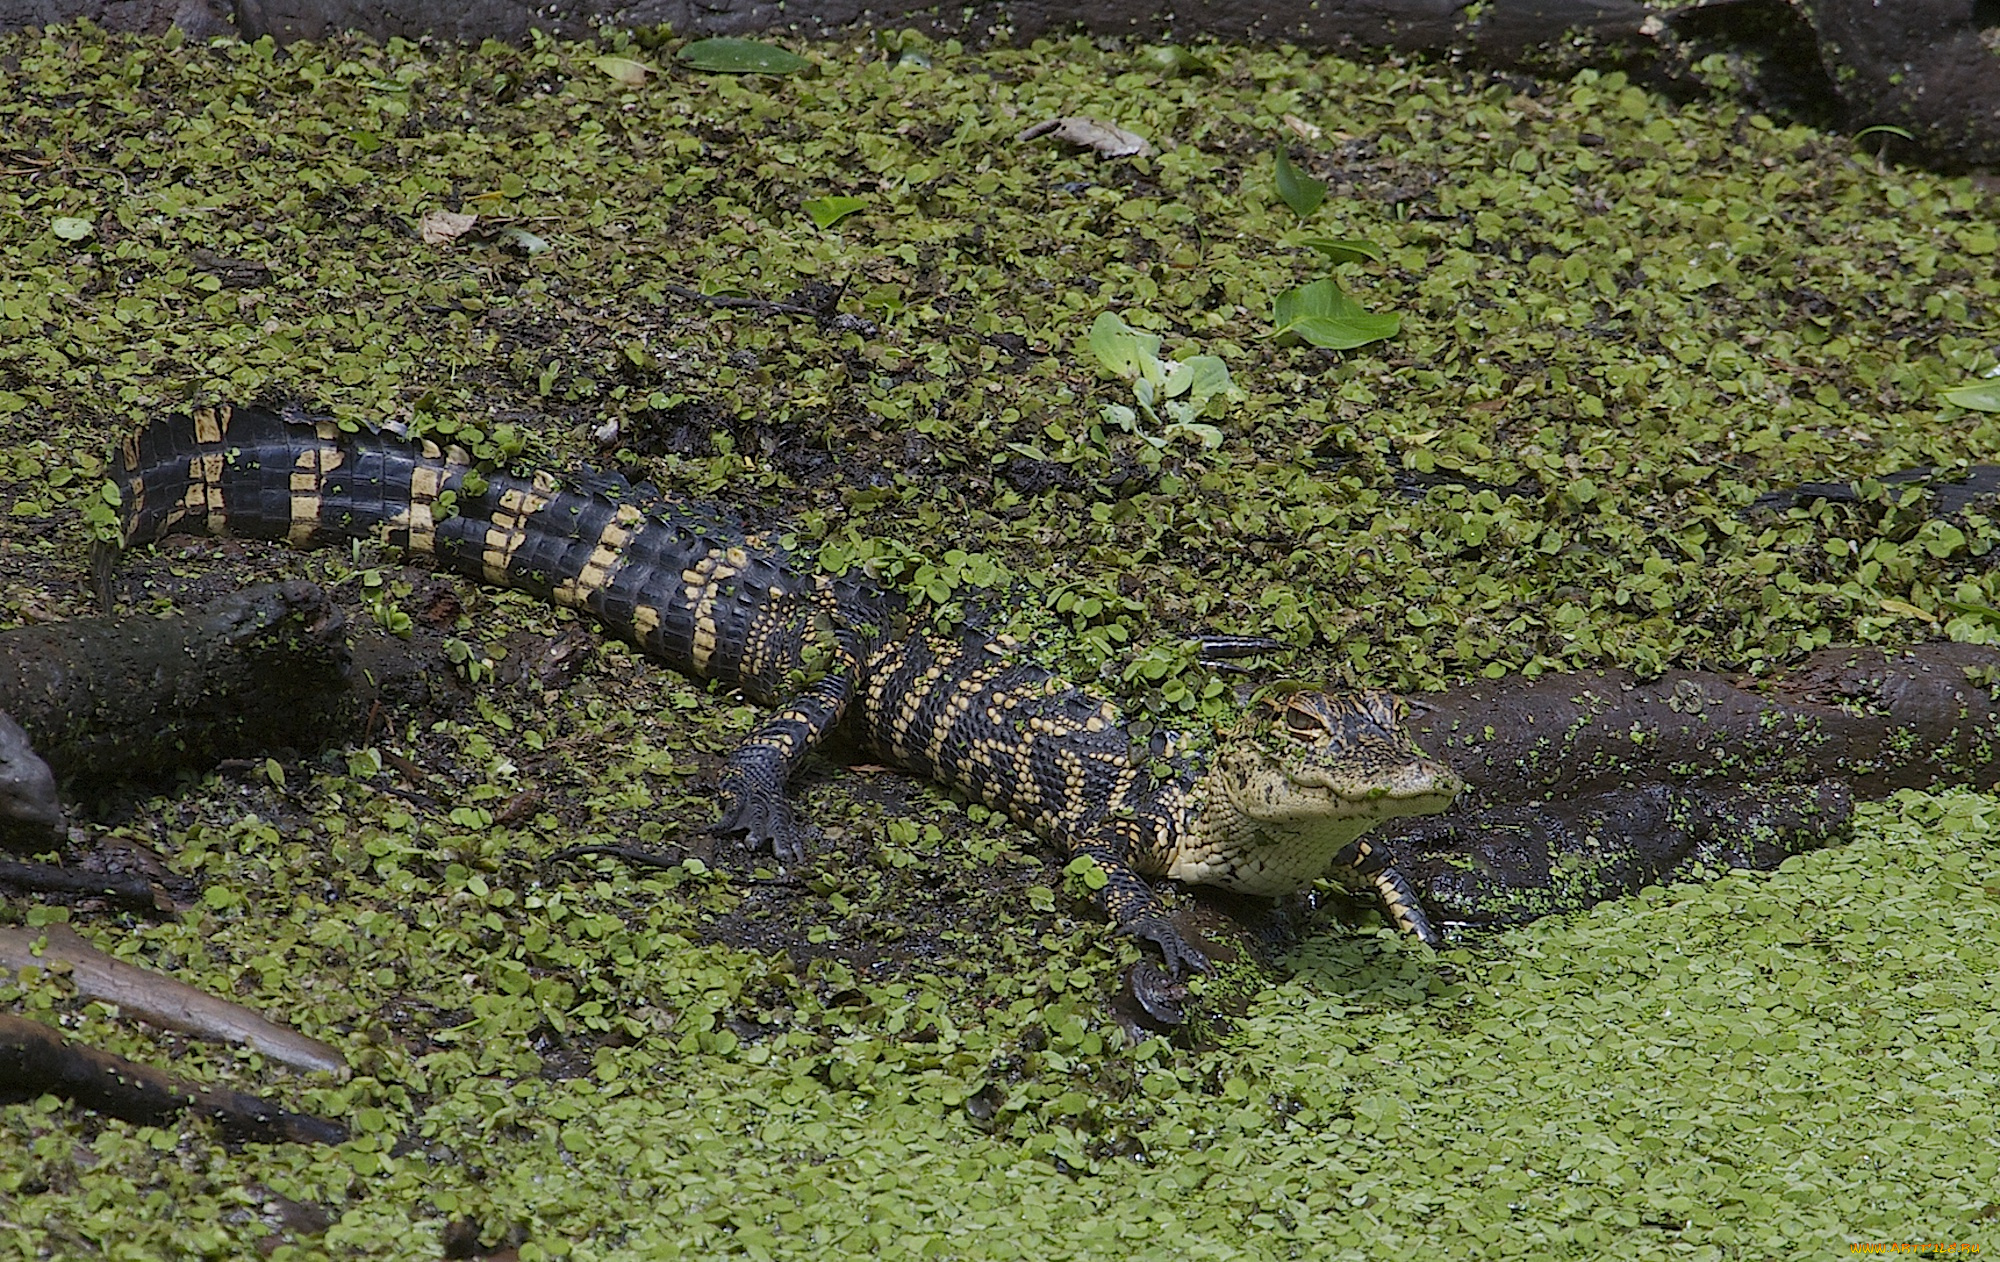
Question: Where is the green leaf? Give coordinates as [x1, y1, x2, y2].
[1273, 144, 1326, 219]
[498, 226, 549, 255]
[593, 56, 654, 87]
[1064, 854, 1109, 892]
[1101, 403, 1140, 434]
[1138, 45, 1211, 76]
[1087, 312, 1165, 387]
[1160, 354, 1236, 416]
[1299, 237, 1384, 265]
[1942, 380, 2000, 412]
[1164, 420, 1225, 450]
[677, 38, 810, 75]
[802, 196, 866, 229]
[1853, 124, 1914, 143]
[1941, 596, 2000, 624]
[51, 216, 93, 242]
[1273, 278, 1402, 349]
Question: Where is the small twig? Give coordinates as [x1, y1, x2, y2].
[662, 283, 827, 318]
[550, 842, 683, 871]
[1194, 633, 1287, 674]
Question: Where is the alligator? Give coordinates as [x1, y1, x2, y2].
[111, 403, 1463, 974]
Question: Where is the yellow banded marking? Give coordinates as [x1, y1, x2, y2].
[193, 407, 224, 446]
[552, 514, 634, 608]
[386, 464, 444, 554]
[1056, 745, 1089, 798]
[886, 660, 949, 757]
[924, 674, 990, 777]
[632, 604, 661, 643]
[181, 452, 228, 533]
[480, 486, 551, 583]
[116, 435, 145, 537]
[287, 445, 343, 545]
[682, 552, 739, 672]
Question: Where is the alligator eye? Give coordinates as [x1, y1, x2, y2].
[1284, 709, 1327, 737]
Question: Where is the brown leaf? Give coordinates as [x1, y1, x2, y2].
[420, 210, 478, 245]
[1016, 116, 1153, 159]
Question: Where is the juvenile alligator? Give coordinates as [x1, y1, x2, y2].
[112, 404, 1461, 974]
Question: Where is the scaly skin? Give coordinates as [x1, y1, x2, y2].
[113, 404, 1462, 973]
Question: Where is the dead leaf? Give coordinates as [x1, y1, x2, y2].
[1282, 113, 1322, 141]
[594, 55, 654, 87]
[1880, 598, 1939, 624]
[419, 210, 477, 245]
[1016, 116, 1153, 159]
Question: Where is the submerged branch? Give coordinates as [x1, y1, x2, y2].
[0, 1013, 345, 1145]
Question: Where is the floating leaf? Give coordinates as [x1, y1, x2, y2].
[1300, 237, 1385, 265]
[802, 196, 866, 229]
[1160, 355, 1236, 417]
[1274, 144, 1326, 219]
[51, 217, 93, 241]
[1161, 355, 1235, 449]
[1017, 117, 1152, 159]
[1273, 278, 1401, 349]
[677, 38, 809, 75]
[1138, 45, 1210, 76]
[1088, 312, 1164, 387]
[1942, 380, 2000, 412]
[875, 30, 933, 69]
[1879, 597, 1939, 623]
[594, 56, 654, 87]
[1942, 596, 2000, 624]
[419, 210, 478, 244]
[498, 226, 549, 255]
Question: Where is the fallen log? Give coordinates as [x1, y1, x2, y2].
[0, 860, 170, 913]
[0, 1012, 346, 1145]
[0, 582, 353, 787]
[1408, 642, 2000, 808]
[0, 924, 347, 1075]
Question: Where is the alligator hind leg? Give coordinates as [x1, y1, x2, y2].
[714, 672, 853, 864]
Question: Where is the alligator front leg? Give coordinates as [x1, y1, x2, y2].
[1331, 835, 1441, 947]
[714, 672, 854, 865]
[1072, 821, 1211, 978]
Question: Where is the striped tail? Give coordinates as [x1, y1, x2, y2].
[110, 403, 830, 700]
[114, 403, 476, 557]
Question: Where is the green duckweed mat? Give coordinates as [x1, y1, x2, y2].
[2, 22, 1998, 1260]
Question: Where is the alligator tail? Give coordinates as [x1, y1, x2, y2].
[110, 403, 818, 696]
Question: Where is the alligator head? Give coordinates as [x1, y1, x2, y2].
[1170, 689, 1461, 896]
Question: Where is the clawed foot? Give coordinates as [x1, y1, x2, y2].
[714, 768, 818, 865]
[1123, 914, 1211, 979]
[1371, 865, 1443, 948]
